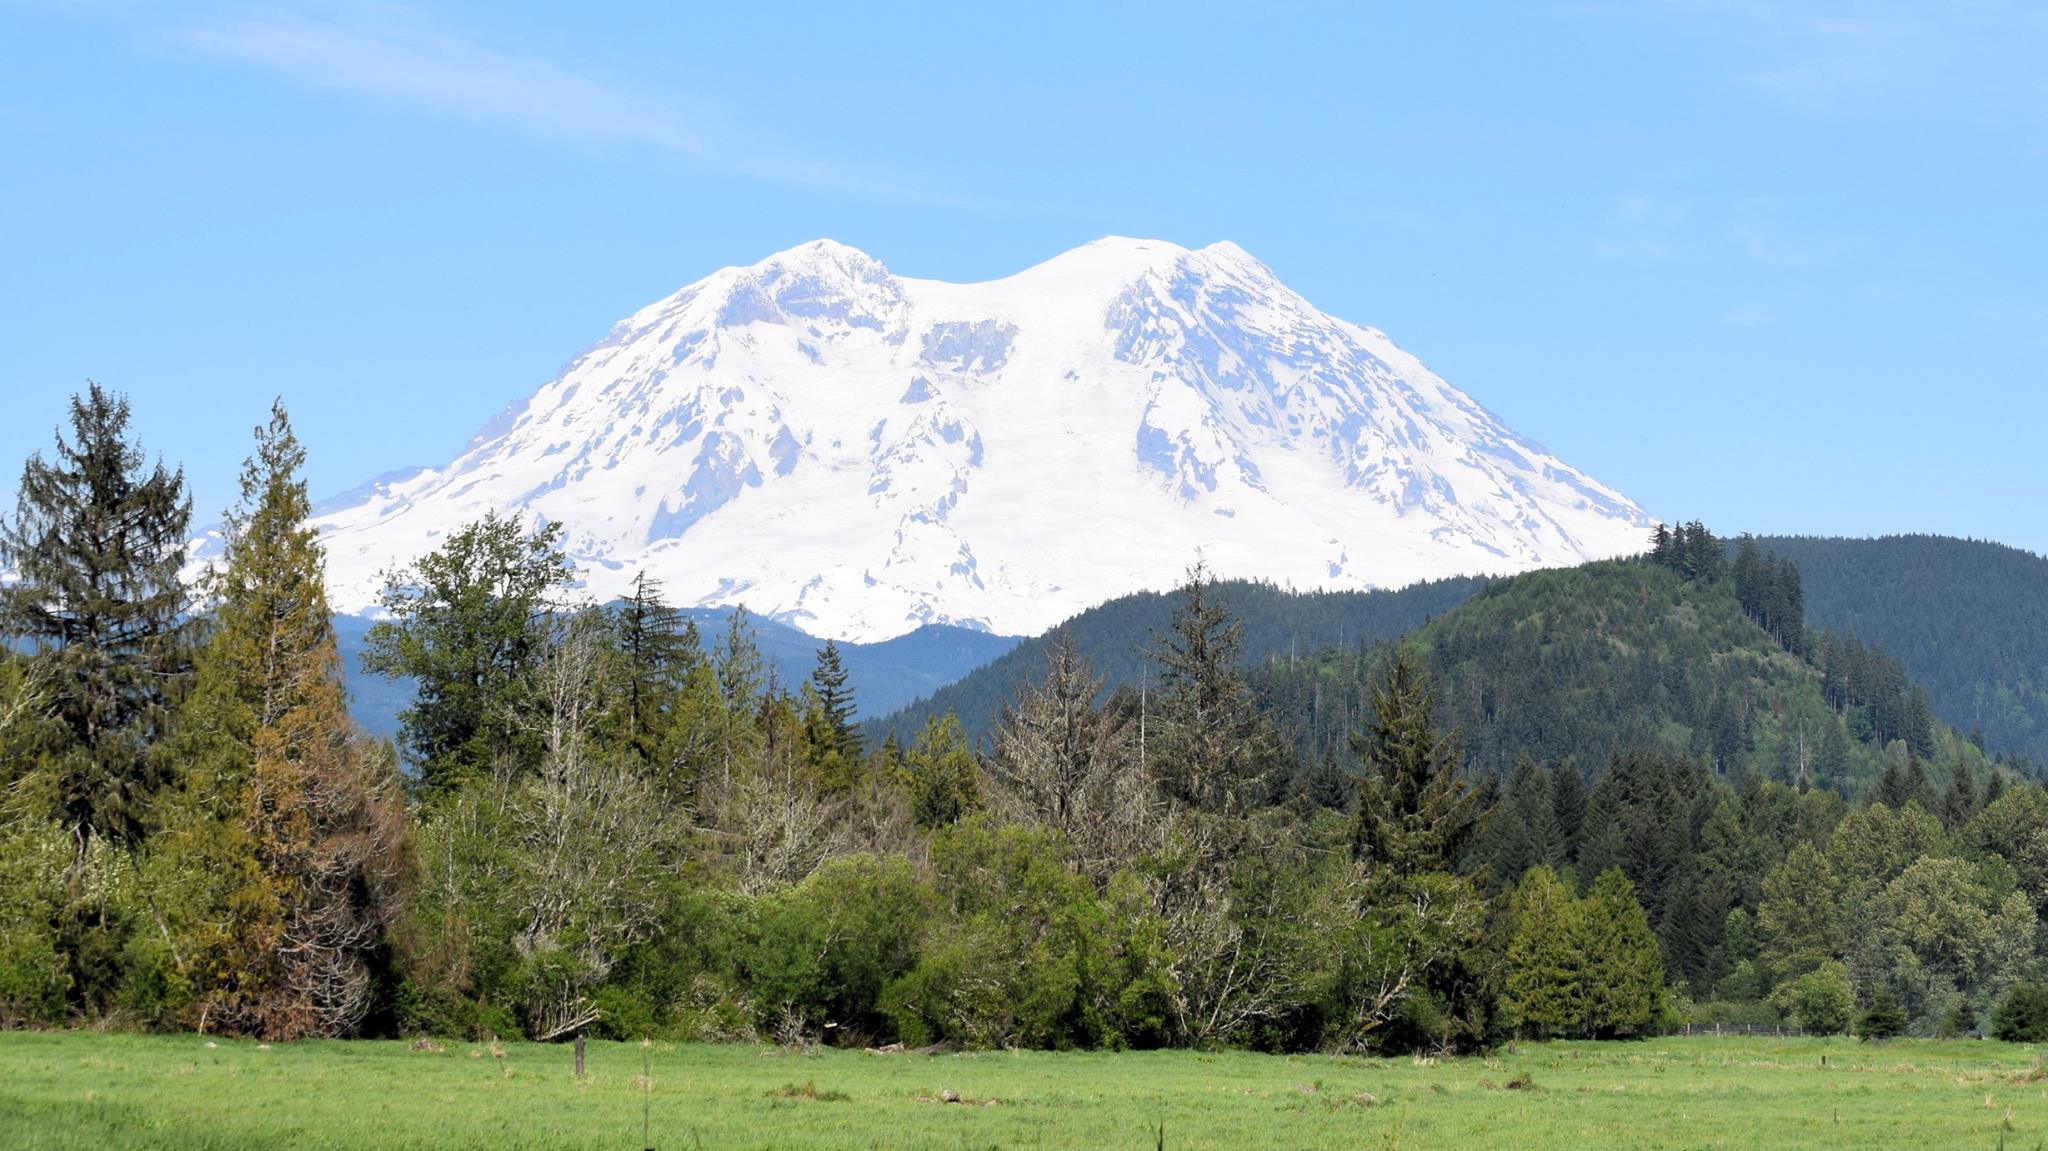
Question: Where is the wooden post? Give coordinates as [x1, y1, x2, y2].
[574, 1032, 586, 1078]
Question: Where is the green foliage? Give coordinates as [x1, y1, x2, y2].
[1769, 960, 1854, 1035]
[361, 510, 573, 796]
[1756, 534, 2048, 769]
[1502, 866, 1582, 1037]
[1149, 565, 1275, 812]
[1992, 981, 2048, 1042]
[1856, 986, 1907, 1041]
[1348, 647, 1478, 875]
[749, 855, 935, 1040]
[1758, 842, 1837, 981]
[1576, 869, 1665, 1037]
[0, 383, 193, 846]
[901, 713, 978, 830]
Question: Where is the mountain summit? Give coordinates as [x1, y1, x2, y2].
[311, 238, 1650, 641]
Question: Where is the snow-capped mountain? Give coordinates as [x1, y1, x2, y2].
[312, 238, 1650, 642]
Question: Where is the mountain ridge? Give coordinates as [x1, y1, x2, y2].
[306, 237, 1651, 641]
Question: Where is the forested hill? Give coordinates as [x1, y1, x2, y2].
[867, 575, 1489, 742]
[338, 608, 1021, 735]
[1753, 535, 2048, 768]
[1253, 554, 1998, 796]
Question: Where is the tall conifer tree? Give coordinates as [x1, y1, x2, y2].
[153, 402, 402, 1038]
[0, 383, 193, 846]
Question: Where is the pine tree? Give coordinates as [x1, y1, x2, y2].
[991, 630, 1125, 832]
[1576, 868, 1665, 1037]
[360, 510, 572, 796]
[151, 402, 401, 1038]
[1503, 865, 1584, 1037]
[614, 571, 699, 766]
[0, 384, 193, 845]
[1350, 647, 1479, 875]
[810, 640, 859, 751]
[1150, 563, 1272, 813]
[1817, 720, 1850, 794]
[1939, 761, 1977, 831]
[1550, 762, 1589, 864]
[1983, 769, 2008, 809]
[904, 712, 978, 829]
[1856, 985, 1907, 1040]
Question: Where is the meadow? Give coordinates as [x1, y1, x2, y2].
[2, 1032, 2045, 1149]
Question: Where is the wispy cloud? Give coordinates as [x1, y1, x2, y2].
[175, 2, 950, 202]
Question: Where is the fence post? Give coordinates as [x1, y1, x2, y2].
[575, 1032, 586, 1078]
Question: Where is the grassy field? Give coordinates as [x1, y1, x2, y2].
[2, 1031, 2046, 1150]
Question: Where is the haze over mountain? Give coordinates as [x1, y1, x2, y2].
[308, 238, 1651, 641]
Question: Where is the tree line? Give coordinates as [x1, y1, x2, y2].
[4, 388, 2047, 1050]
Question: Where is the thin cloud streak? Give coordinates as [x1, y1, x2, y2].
[176, 4, 975, 206]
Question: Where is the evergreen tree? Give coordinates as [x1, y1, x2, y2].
[1576, 868, 1665, 1037]
[1939, 760, 1976, 831]
[1503, 865, 1583, 1037]
[1150, 564, 1271, 812]
[1982, 769, 2007, 809]
[1550, 762, 1589, 864]
[613, 571, 699, 767]
[149, 402, 401, 1038]
[1856, 985, 1906, 1040]
[990, 631, 1125, 833]
[904, 712, 979, 830]
[0, 383, 193, 844]
[1816, 720, 1849, 793]
[809, 640, 861, 760]
[1349, 647, 1479, 875]
[709, 606, 766, 792]
[360, 511, 572, 796]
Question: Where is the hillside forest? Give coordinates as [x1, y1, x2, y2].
[3, 385, 2047, 1053]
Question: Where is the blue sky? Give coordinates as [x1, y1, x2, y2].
[3, 1, 2045, 551]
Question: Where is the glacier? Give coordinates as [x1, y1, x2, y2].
[309, 237, 1651, 642]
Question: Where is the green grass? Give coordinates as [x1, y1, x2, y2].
[3, 1032, 2046, 1149]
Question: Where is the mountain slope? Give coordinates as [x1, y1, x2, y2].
[1755, 534, 2048, 767]
[309, 238, 1649, 641]
[1254, 557, 1999, 792]
[870, 574, 1488, 742]
[337, 611, 1018, 737]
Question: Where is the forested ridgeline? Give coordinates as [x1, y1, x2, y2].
[5, 386, 2048, 1057]
[866, 574, 1489, 743]
[1754, 534, 2048, 771]
[1255, 528, 1993, 796]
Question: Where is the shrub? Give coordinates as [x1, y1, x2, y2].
[1994, 983, 2048, 1042]
[1770, 961, 1855, 1036]
[1855, 987, 1907, 1041]
[1945, 998, 1978, 1038]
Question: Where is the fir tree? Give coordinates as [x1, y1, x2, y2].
[1550, 762, 1589, 865]
[1939, 760, 1976, 831]
[1349, 647, 1479, 875]
[1757, 841, 1838, 981]
[613, 571, 699, 768]
[1150, 563, 1272, 813]
[1576, 868, 1665, 1037]
[1503, 865, 1582, 1037]
[1856, 985, 1907, 1040]
[904, 712, 978, 829]
[0, 383, 193, 845]
[809, 640, 860, 756]
[150, 402, 401, 1038]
